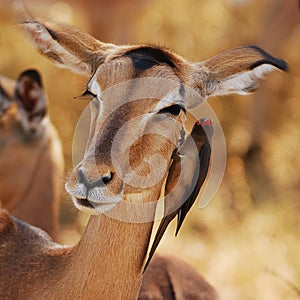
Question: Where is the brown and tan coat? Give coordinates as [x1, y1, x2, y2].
[0, 18, 287, 299]
[0, 70, 64, 239]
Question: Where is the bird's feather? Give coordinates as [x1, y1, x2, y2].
[144, 119, 213, 271]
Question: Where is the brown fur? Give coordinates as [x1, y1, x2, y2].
[0, 72, 64, 239]
[0, 208, 151, 299]
[140, 255, 220, 300]
[0, 209, 219, 300]
[6, 18, 285, 299]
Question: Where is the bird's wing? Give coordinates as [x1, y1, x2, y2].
[144, 119, 213, 271]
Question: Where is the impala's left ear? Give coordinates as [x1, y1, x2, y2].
[188, 46, 288, 108]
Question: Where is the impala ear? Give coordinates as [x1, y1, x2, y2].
[15, 69, 46, 114]
[20, 19, 117, 75]
[0, 76, 16, 100]
[189, 46, 288, 106]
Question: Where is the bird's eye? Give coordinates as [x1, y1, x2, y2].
[158, 104, 185, 116]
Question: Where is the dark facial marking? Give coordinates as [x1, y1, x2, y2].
[0, 83, 11, 100]
[125, 46, 176, 72]
[45, 27, 59, 41]
[44, 51, 63, 64]
[28, 108, 47, 121]
[179, 82, 185, 97]
[158, 104, 185, 116]
[247, 45, 288, 71]
[0, 84, 12, 116]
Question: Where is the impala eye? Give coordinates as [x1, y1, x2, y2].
[81, 89, 97, 99]
[158, 104, 185, 116]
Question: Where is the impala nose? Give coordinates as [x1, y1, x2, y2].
[77, 168, 113, 189]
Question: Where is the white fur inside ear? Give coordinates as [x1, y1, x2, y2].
[209, 64, 277, 96]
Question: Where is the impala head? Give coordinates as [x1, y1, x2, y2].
[22, 20, 287, 219]
[0, 69, 48, 142]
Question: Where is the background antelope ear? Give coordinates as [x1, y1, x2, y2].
[191, 45, 288, 99]
[20, 19, 117, 75]
[0, 76, 16, 100]
[0, 84, 11, 114]
[15, 69, 46, 115]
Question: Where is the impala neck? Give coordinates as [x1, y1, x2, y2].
[66, 194, 158, 299]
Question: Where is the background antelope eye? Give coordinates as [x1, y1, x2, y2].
[158, 104, 185, 116]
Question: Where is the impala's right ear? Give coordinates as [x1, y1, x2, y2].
[20, 19, 117, 75]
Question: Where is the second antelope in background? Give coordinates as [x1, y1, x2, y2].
[0, 69, 64, 239]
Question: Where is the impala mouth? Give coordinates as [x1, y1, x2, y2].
[65, 181, 124, 214]
[77, 198, 94, 209]
[72, 196, 121, 214]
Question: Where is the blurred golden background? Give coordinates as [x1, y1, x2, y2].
[0, 0, 299, 299]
